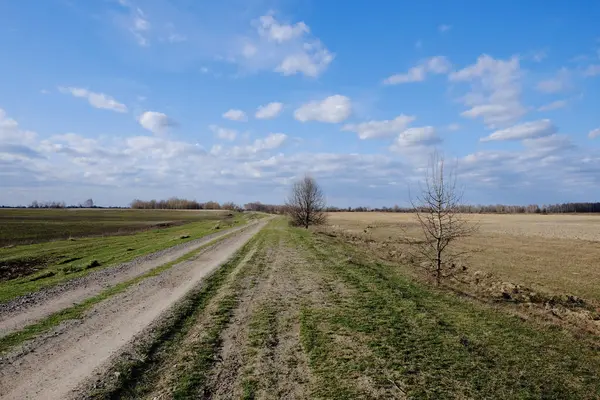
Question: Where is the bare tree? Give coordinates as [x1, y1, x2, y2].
[286, 175, 327, 228]
[410, 152, 478, 285]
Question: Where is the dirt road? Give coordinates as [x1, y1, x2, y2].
[0, 222, 258, 338]
[0, 220, 267, 400]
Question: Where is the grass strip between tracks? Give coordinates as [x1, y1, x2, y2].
[85, 227, 266, 399]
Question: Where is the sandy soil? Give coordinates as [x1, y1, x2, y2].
[0, 222, 257, 338]
[0, 220, 268, 400]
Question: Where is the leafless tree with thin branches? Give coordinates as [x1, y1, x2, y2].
[286, 175, 327, 229]
[410, 152, 479, 285]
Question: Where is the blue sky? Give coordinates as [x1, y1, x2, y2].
[1, 0, 599, 207]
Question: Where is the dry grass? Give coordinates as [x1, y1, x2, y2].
[327, 212, 600, 302]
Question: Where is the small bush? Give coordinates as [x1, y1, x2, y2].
[86, 260, 101, 269]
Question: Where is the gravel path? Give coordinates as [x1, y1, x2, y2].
[0, 221, 257, 338]
[0, 219, 268, 400]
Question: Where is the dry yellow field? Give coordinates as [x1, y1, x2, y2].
[327, 212, 600, 301]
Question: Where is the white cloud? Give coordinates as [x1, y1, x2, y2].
[275, 43, 333, 77]
[538, 100, 567, 112]
[0, 109, 19, 131]
[209, 125, 237, 141]
[228, 133, 287, 157]
[394, 126, 441, 147]
[40, 89, 50, 95]
[584, 64, 600, 76]
[342, 114, 416, 139]
[248, 133, 287, 152]
[480, 119, 556, 142]
[2, 107, 600, 208]
[294, 95, 351, 123]
[256, 14, 309, 43]
[138, 111, 176, 136]
[130, 7, 151, 46]
[426, 56, 452, 73]
[58, 87, 128, 113]
[384, 66, 426, 84]
[522, 134, 573, 153]
[438, 24, 452, 33]
[0, 109, 37, 146]
[450, 54, 525, 128]
[384, 56, 451, 85]
[255, 102, 284, 119]
[589, 128, 600, 139]
[236, 14, 334, 78]
[536, 68, 570, 93]
[113, 1, 151, 46]
[222, 109, 248, 122]
[447, 123, 461, 131]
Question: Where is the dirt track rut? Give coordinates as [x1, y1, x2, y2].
[0, 220, 267, 400]
[0, 222, 256, 338]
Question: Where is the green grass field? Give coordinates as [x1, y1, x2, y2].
[94, 219, 600, 399]
[0, 208, 231, 247]
[0, 209, 253, 302]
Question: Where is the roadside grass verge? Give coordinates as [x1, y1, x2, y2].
[0, 226, 248, 355]
[293, 227, 600, 399]
[0, 213, 248, 302]
[87, 224, 273, 399]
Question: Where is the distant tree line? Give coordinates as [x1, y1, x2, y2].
[325, 202, 600, 214]
[4, 199, 599, 215]
[243, 202, 287, 214]
[26, 199, 96, 209]
[130, 198, 242, 211]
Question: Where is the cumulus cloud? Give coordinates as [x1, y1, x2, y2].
[138, 111, 176, 135]
[384, 56, 451, 85]
[538, 100, 567, 112]
[58, 87, 128, 113]
[275, 43, 334, 77]
[209, 125, 237, 141]
[393, 126, 441, 147]
[256, 15, 309, 43]
[0, 108, 38, 152]
[222, 109, 247, 122]
[589, 128, 600, 139]
[294, 95, 351, 123]
[237, 13, 334, 78]
[480, 119, 556, 142]
[342, 114, 416, 139]
[255, 102, 284, 119]
[450, 54, 525, 128]
[220, 133, 287, 158]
